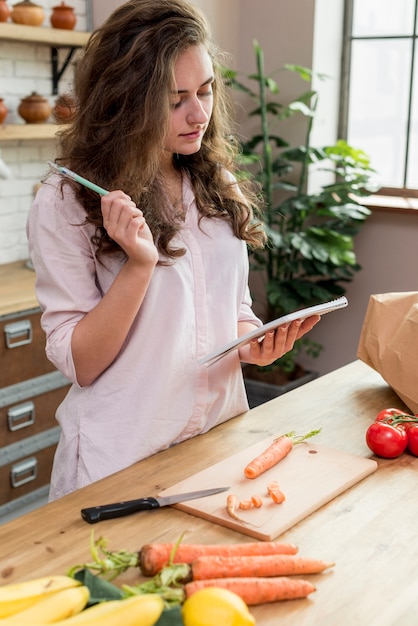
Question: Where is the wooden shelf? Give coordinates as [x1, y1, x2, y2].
[0, 124, 63, 141]
[0, 22, 90, 47]
[0, 23, 89, 139]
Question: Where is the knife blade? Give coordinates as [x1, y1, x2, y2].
[80, 486, 230, 524]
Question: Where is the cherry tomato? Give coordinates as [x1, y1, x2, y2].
[366, 422, 408, 459]
[375, 408, 406, 424]
[406, 424, 418, 456]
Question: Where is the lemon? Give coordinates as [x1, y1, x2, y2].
[182, 587, 256, 626]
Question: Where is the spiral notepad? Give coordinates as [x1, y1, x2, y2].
[199, 296, 348, 366]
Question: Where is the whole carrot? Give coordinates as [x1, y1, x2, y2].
[244, 429, 321, 479]
[190, 554, 334, 580]
[185, 576, 316, 604]
[139, 542, 299, 576]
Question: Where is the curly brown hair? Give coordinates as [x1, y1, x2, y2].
[55, 0, 266, 259]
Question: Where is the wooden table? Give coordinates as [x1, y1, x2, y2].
[0, 360, 416, 625]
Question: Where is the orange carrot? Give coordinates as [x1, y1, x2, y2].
[244, 429, 321, 479]
[190, 554, 334, 580]
[269, 488, 286, 504]
[266, 481, 285, 503]
[239, 499, 253, 510]
[251, 494, 263, 508]
[226, 493, 241, 520]
[139, 541, 299, 576]
[185, 576, 316, 604]
[244, 437, 293, 479]
[267, 481, 280, 494]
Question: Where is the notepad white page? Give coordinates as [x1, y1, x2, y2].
[199, 296, 348, 366]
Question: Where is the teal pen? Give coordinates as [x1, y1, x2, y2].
[47, 161, 109, 196]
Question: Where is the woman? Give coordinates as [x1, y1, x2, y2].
[27, 0, 319, 500]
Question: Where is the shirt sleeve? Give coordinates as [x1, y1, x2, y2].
[27, 180, 105, 384]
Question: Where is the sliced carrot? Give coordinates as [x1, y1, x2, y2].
[269, 488, 286, 504]
[139, 541, 299, 576]
[267, 481, 280, 495]
[226, 493, 242, 520]
[190, 554, 335, 580]
[239, 499, 253, 510]
[251, 495, 263, 508]
[185, 576, 316, 604]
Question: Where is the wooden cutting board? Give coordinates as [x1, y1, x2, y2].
[158, 438, 378, 540]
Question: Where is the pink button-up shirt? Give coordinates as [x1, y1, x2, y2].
[27, 174, 261, 500]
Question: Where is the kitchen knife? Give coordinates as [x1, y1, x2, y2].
[80, 486, 229, 524]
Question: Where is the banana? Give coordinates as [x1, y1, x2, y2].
[0, 585, 90, 624]
[0, 576, 81, 618]
[31, 593, 164, 626]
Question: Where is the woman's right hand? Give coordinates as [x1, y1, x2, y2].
[72, 190, 158, 386]
[101, 190, 158, 266]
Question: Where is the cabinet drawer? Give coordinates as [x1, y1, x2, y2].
[0, 309, 55, 388]
[0, 384, 69, 447]
[0, 444, 56, 506]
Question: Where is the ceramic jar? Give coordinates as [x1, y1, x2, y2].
[50, 2, 76, 30]
[0, 98, 8, 124]
[11, 0, 44, 26]
[18, 92, 51, 124]
[0, 0, 11, 22]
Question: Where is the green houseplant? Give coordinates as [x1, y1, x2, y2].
[225, 42, 376, 400]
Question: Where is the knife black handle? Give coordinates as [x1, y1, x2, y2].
[80, 497, 160, 524]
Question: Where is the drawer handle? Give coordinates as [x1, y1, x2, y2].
[7, 401, 36, 431]
[4, 320, 33, 349]
[10, 457, 38, 488]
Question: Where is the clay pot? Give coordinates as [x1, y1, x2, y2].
[11, 0, 44, 26]
[52, 93, 77, 123]
[0, 0, 11, 22]
[0, 98, 8, 124]
[50, 1, 76, 30]
[18, 92, 51, 124]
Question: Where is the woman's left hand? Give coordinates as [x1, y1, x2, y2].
[238, 315, 321, 366]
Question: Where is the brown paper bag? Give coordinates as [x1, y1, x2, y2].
[357, 292, 418, 414]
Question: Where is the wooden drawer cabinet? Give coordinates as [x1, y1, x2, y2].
[0, 374, 69, 447]
[0, 444, 57, 506]
[1, 309, 55, 388]
[0, 263, 71, 515]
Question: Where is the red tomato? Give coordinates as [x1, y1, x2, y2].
[366, 422, 408, 458]
[375, 408, 407, 424]
[406, 425, 418, 456]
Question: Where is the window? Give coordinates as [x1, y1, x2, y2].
[340, 0, 418, 195]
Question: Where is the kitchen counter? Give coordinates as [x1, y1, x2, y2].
[0, 260, 38, 316]
[0, 360, 416, 625]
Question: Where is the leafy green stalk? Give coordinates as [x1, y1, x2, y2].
[67, 531, 189, 607]
[276, 429, 322, 444]
[122, 562, 188, 607]
[67, 532, 139, 581]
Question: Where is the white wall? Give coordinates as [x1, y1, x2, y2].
[90, 0, 124, 28]
[91, 0, 240, 55]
